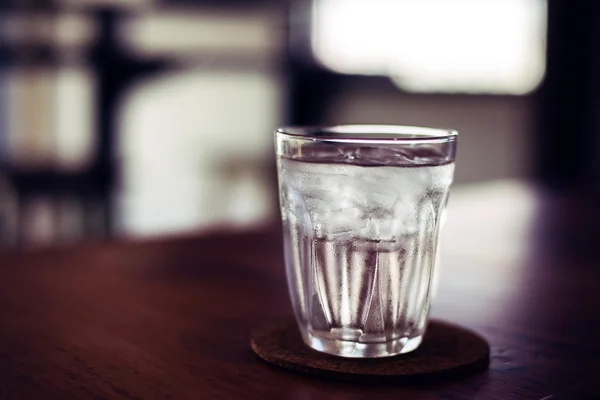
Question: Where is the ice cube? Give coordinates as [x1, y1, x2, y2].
[312, 207, 363, 238]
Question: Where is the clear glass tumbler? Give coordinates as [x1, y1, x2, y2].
[276, 125, 457, 358]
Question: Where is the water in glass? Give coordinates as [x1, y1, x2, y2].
[278, 145, 454, 357]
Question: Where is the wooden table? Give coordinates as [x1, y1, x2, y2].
[0, 180, 599, 399]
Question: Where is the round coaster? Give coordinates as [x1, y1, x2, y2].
[250, 318, 489, 383]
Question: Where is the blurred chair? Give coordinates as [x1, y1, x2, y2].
[1, 1, 286, 246]
[0, 5, 169, 245]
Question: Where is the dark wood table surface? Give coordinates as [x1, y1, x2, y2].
[0, 180, 599, 400]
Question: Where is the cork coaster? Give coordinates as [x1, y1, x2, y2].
[250, 318, 489, 383]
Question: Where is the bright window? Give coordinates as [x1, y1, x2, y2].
[312, 0, 547, 94]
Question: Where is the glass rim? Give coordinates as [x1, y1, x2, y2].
[276, 124, 458, 144]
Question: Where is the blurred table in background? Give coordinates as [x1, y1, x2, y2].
[0, 179, 598, 399]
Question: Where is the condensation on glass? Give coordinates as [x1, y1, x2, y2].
[276, 125, 457, 357]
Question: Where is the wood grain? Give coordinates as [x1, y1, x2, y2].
[0, 180, 598, 399]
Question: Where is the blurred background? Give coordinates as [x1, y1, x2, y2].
[0, 0, 598, 249]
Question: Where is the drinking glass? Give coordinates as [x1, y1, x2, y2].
[276, 125, 457, 358]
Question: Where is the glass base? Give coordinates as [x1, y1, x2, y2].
[305, 332, 423, 358]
